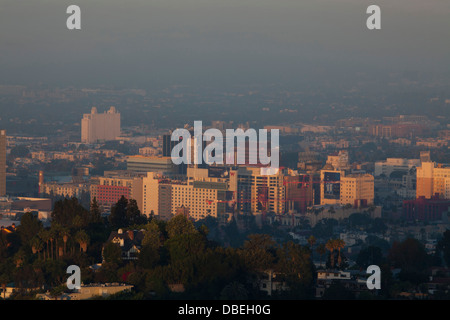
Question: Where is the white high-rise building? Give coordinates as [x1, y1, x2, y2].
[81, 107, 120, 144]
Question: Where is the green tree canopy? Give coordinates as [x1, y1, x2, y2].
[51, 197, 89, 229]
[103, 242, 122, 264]
[17, 212, 43, 249]
[166, 214, 197, 239]
[241, 234, 278, 273]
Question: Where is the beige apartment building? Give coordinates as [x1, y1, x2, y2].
[81, 107, 120, 144]
[138, 170, 230, 222]
[417, 161, 450, 199]
[320, 167, 374, 208]
[340, 174, 374, 207]
[140, 172, 173, 220]
[42, 182, 88, 199]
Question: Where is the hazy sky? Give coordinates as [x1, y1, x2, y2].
[1, 0, 449, 88]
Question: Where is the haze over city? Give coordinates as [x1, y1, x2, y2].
[1, 0, 450, 88]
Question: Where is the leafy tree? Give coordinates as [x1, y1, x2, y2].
[89, 197, 102, 225]
[14, 264, 43, 291]
[166, 214, 197, 239]
[142, 220, 164, 249]
[109, 196, 128, 229]
[103, 242, 122, 264]
[241, 234, 277, 273]
[126, 199, 147, 226]
[51, 197, 89, 229]
[388, 238, 429, 284]
[95, 262, 120, 283]
[166, 232, 206, 263]
[138, 245, 160, 269]
[276, 241, 315, 298]
[17, 212, 43, 249]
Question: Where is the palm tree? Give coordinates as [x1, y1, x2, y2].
[61, 228, 70, 256]
[316, 243, 326, 268]
[38, 229, 50, 260]
[335, 239, 346, 268]
[325, 239, 337, 269]
[31, 236, 43, 260]
[307, 235, 316, 260]
[75, 230, 90, 253]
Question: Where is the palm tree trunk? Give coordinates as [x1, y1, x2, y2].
[330, 250, 335, 268]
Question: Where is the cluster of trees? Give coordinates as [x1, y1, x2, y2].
[99, 214, 316, 300]
[5, 193, 450, 300]
[0, 197, 112, 298]
[1, 195, 316, 300]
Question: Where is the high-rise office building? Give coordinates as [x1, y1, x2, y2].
[236, 167, 285, 215]
[162, 133, 176, 157]
[284, 174, 314, 213]
[0, 130, 6, 196]
[81, 107, 120, 144]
